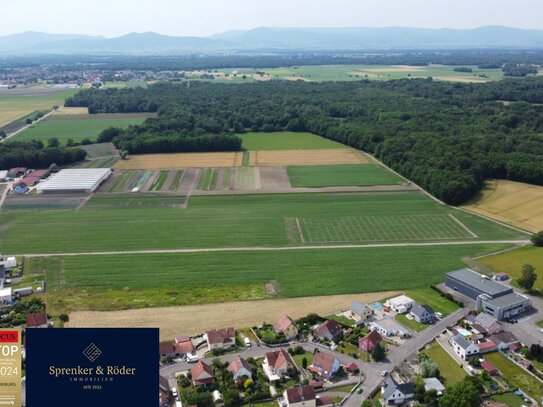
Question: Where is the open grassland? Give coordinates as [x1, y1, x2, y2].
[485, 352, 543, 401]
[250, 149, 368, 166]
[0, 88, 77, 127]
[421, 342, 467, 385]
[0, 192, 526, 254]
[66, 292, 398, 340]
[43, 243, 507, 312]
[114, 152, 243, 169]
[9, 117, 145, 145]
[477, 245, 543, 291]
[239, 131, 347, 151]
[463, 179, 543, 232]
[287, 164, 403, 187]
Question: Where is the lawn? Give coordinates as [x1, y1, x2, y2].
[489, 392, 525, 407]
[287, 164, 403, 187]
[292, 352, 313, 368]
[9, 117, 145, 145]
[478, 245, 543, 291]
[39, 243, 510, 311]
[421, 342, 466, 385]
[485, 352, 543, 401]
[395, 314, 426, 332]
[0, 192, 525, 255]
[404, 287, 459, 316]
[239, 131, 347, 151]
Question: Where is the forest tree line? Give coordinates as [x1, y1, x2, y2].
[0, 140, 87, 170]
[66, 77, 543, 205]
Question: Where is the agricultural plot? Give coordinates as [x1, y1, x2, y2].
[148, 170, 169, 191]
[108, 170, 137, 192]
[80, 142, 118, 159]
[79, 156, 119, 168]
[114, 152, 244, 169]
[463, 179, 543, 232]
[85, 195, 184, 209]
[0, 192, 526, 255]
[287, 164, 403, 187]
[298, 214, 477, 243]
[197, 168, 218, 190]
[239, 131, 347, 151]
[43, 243, 507, 312]
[9, 117, 146, 145]
[168, 170, 185, 191]
[53, 107, 89, 115]
[250, 149, 368, 166]
[234, 167, 259, 190]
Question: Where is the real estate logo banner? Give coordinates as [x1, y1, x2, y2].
[26, 328, 158, 407]
[0, 329, 21, 407]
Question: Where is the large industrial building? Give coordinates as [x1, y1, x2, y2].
[36, 168, 111, 194]
[445, 268, 531, 321]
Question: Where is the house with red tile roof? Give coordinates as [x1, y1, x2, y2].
[358, 330, 382, 353]
[481, 360, 499, 376]
[191, 361, 214, 386]
[313, 320, 343, 341]
[205, 327, 235, 351]
[309, 349, 340, 380]
[228, 356, 252, 381]
[275, 315, 299, 339]
[26, 311, 48, 328]
[263, 349, 295, 381]
[283, 385, 333, 407]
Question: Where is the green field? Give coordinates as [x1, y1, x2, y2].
[239, 131, 347, 151]
[41, 243, 508, 311]
[9, 117, 145, 144]
[485, 352, 543, 401]
[395, 314, 426, 332]
[149, 170, 169, 191]
[287, 164, 403, 187]
[477, 245, 543, 291]
[0, 192, 525, 254]
[169, 170, 184, 191]
[421, 342, 467, 385]
[197, 168, 218, 190]
[108, 171, 136, 192]
[489, 392, 524, 407]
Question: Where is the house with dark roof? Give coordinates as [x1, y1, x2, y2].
[205, 327, 235, 351]
[309, 349, 340, 380]
[159, 340, 194, 358]
[228, 356, 252, 381]
[359, 330, 382, 353]
[450, 333, 479, 360]
[275, 315, 299, 339]
[489, 332, 519, 351]
[313, 320, 343, 341]
[381, 378, 414, 405]
[263, 349, 295, 381]
[409, 303, 435, 324]
[26, 311, 48, 328]
[350, 301, 372, 323]
[191, 361, 214, 386]
[473, 313, 503, 335]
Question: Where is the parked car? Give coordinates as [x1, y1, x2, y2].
[244, 337, 252, 347]
[186, 353, 199, 363]
[381, 370, 388, 377]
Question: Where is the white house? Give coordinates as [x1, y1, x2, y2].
[410, 303, 435, 324]
[382, 378, 414, 405]
[371, 319, 410, 338]
[451, 333, 479, 360]
[385, 295, 415, 314]
[350, 301, 373, 323]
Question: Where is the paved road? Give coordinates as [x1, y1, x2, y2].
[160, 308, 468, 405]
[15, 240, 530, 258]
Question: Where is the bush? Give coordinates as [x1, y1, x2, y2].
[59, 314, 69, 322]
[531, 231, 543, 247]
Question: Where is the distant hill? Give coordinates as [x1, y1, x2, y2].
[2, 26, 543, 55]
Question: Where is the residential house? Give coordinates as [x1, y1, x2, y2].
[263, 349, 295, 381]
[283, 385, 333, 407]
[384, 295, 414, 314]
[409, 303, 435, 324]
[423, 378, 444, 396]
[371, 319, 410, 338]
[228, 356, 252, 381]
[350, 301, 373, 323]
[488, 332, 519, 351]
[159, 375, 172, 405]
[477, 340, 497, 354]
[0, 287, 12, 305]
[358, 330, 382, 353]
[26, 312, 48, 328]
[191, 361, 214, 387]
[451, 333, 479, 360]
[313, 320, 343, 341]
[275, 315, 299, 339]
[205, 327, 235, 351]
[309, 349, 340, 380]
[481, 360, 499, 376]
[159, 341, 194, 358]
[473, 313, 503, 335]
[381, 378, 414, 405]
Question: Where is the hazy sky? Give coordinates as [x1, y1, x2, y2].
[1, 0, 542, 37]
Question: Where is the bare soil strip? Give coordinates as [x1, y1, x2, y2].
[114, 152, 243, 170]
[67, 291, 399, 340]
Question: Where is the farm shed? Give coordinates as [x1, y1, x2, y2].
[36, 168, 111, 194]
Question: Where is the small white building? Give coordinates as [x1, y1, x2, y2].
[451, 333, 479, 360]
[0, 287, 12, 305]
[423, 378, 445, 396]
[371, 319, 410, 338]
[385, 295, 415, 314]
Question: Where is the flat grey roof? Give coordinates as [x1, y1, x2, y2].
[447, 268, 511, 297]
[484, 292, 529, 308]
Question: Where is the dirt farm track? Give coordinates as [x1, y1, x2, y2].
[67, 291, 398, 341]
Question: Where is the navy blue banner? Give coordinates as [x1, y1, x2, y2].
[26, 328, 158, 407]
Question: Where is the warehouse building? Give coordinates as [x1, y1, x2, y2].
[445, 268, 531, 321]
[36, 168, 111, 194]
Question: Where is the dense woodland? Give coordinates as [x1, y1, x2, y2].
[66, 77, 543, 205]
[0, 140, 86, 170]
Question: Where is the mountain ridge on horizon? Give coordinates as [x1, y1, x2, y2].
[2, 25, 543, 55]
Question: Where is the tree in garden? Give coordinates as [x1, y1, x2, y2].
[439, 379, 482, 407]
[371, 342, 386, 362]
[517, 264, 537, 291]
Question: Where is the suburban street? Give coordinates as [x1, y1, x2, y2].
[160, 308, 468, 405]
